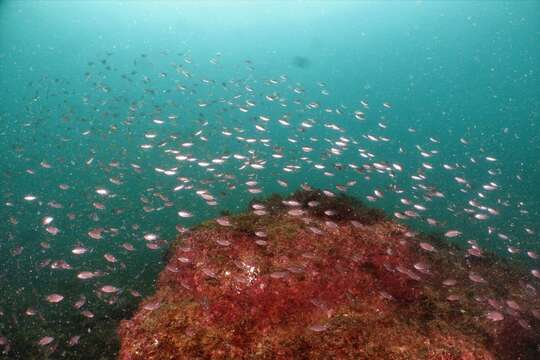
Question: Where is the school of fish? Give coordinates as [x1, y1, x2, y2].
[0, 50, 539, 356]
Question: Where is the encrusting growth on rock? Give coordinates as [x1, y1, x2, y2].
[119, 190, 540, 359]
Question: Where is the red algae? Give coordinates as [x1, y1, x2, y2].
[118, 191, 540, 360]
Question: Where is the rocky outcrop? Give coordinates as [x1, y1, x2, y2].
[119, 190, 540, 359]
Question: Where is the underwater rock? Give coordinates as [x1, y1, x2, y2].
[118, 191, 539, 360]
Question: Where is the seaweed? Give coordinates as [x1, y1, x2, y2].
[118, 189, 540, 360]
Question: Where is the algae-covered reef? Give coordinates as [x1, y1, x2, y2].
[118, 190, 540, 360]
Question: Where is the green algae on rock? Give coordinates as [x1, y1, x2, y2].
[119, 191, 540, 360]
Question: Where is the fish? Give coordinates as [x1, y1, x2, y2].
[77, 271, 95, 280]
[37, 336, 54, 346]
[100, 285, 120, 293]
[177, 211, 193, 218]
[444, 230, 462, 238]
[46, 294, 64, 303]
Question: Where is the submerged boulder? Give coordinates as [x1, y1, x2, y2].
[119, 190, 539, 359]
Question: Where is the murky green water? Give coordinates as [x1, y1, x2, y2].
[0, 1, 539, 358]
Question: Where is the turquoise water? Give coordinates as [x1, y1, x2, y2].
[0, 1, 539, 358]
